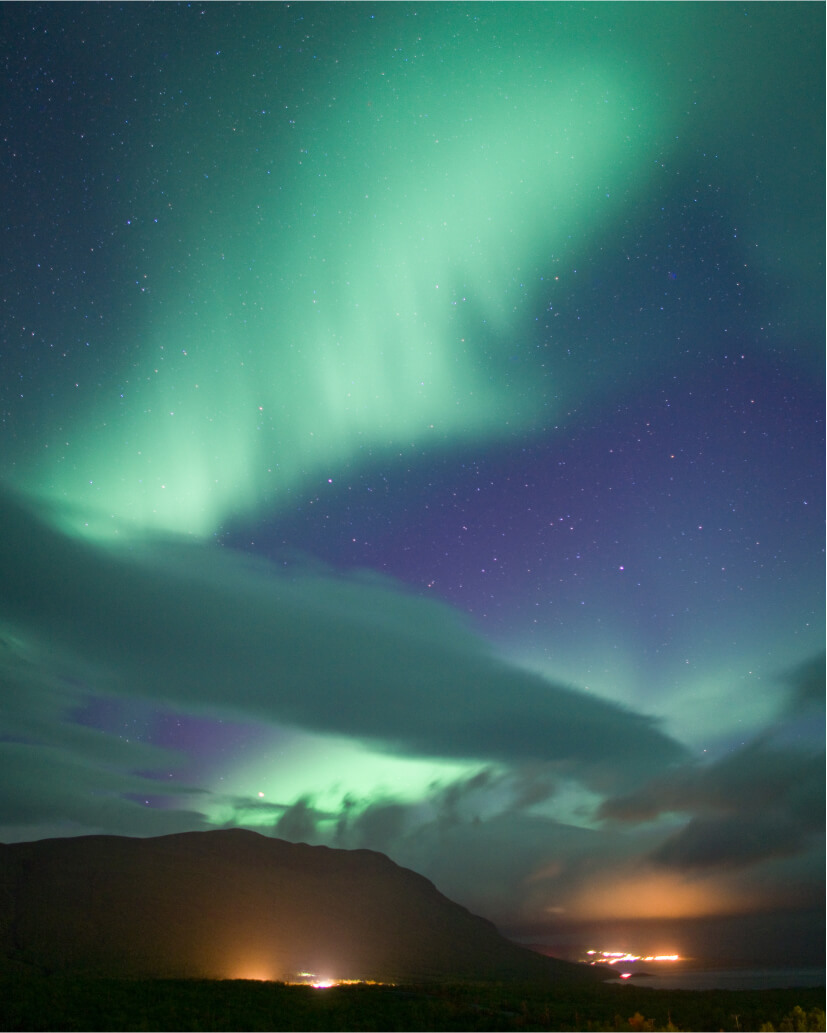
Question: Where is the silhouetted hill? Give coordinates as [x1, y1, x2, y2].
[0, 829, 600, 984]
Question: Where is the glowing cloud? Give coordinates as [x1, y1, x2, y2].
[561, 867, 762, 922]
[205, 728, 481, 831]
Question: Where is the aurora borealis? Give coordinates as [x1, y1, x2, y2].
[0, 2, 823, 968]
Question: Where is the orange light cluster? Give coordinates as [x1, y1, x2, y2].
[288, 974, 392, 989]
[585, 950, 680, 965]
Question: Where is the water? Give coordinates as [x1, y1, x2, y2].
[606, 967, 825, 991]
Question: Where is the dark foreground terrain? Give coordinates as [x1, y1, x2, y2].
[0, 831, 595, 985]
[0, 976, 824, 1032]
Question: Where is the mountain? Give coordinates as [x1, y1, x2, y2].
[0, 829, 599, 984]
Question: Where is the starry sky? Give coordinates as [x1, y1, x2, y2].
[0, 2, 823, 967]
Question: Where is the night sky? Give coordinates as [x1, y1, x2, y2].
[0, 2, 823, 967]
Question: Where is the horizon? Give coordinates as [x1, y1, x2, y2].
[0, 2, 823, 977]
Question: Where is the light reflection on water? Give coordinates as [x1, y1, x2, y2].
[607, 968, 825, 991]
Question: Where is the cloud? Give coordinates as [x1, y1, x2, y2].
[0, 623, 213, 838]
[649, 814, 816, 870]
[0, 487, 688, 792]
[779, 651, 825, 714]
[601, 740, 824, 824]
[599, 739, 825, 872]
[0, 740, 208, 837]
[273, 795, 321, 844]
[347, 800, 411, 855]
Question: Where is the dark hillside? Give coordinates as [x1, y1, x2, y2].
[0, 829, 600, 984]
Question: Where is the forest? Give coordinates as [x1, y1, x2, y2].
[1, 975, 824, 1032]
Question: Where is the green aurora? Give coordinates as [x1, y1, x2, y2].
[0, 2, 822, 967]
[11, 7, 668, 540]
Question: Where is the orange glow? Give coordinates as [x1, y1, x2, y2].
[224, 963, 391, 988]
[224, 957, 281, 982]
[286, 974, 392, 989]
[565, 868, 754, 921]
[585, 948, 681, 966]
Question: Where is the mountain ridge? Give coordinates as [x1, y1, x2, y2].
[0, 828, 600, 984]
